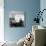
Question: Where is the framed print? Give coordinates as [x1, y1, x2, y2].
[9, 11, 25, 27]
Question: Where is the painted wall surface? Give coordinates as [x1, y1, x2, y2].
[40, 0, 46, 27]
[4, 0, 40, 42]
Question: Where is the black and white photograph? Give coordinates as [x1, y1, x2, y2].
[9, 11, 25, 27]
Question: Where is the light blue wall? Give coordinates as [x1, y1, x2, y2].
[40, 0, 46, 27]
[4, 0, 40, 42]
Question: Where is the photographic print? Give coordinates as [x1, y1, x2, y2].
[9, 11, 25, 27]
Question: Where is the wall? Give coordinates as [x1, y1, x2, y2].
[4, 0, 40, 42]
[40, 0, 46, 27]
